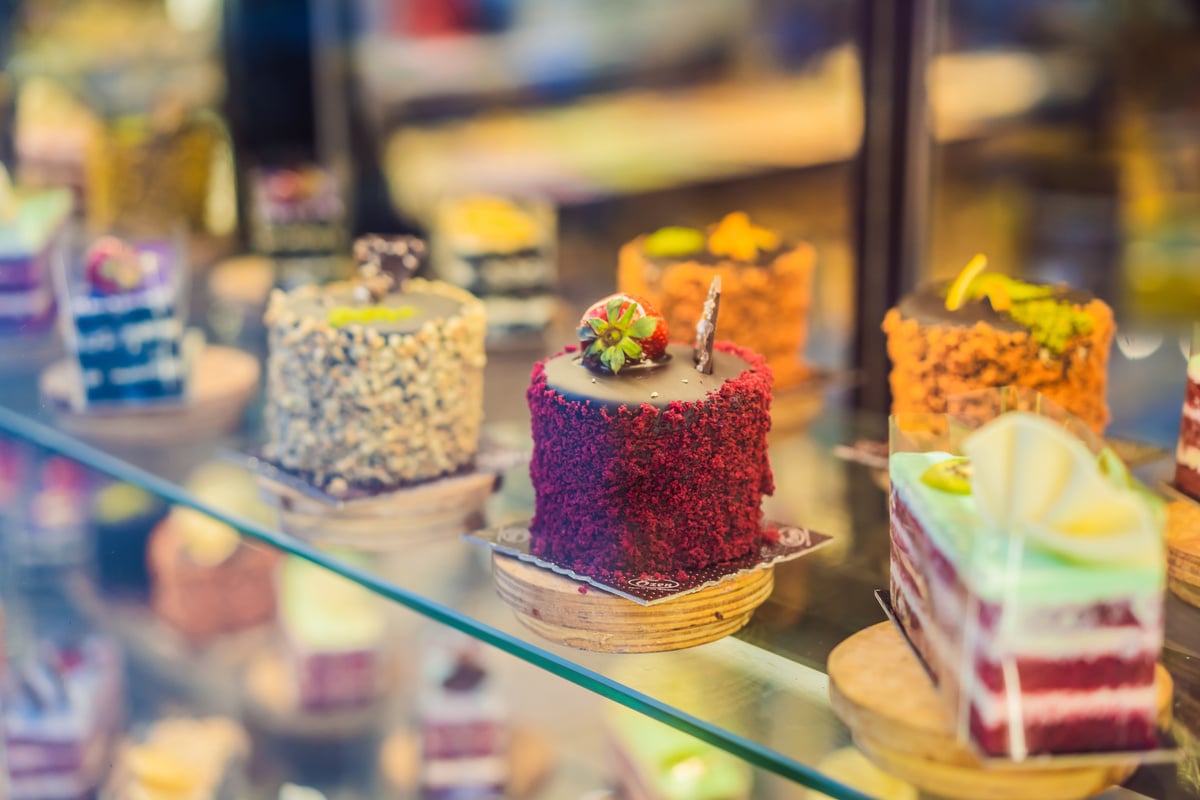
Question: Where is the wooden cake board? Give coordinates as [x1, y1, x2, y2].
[40, 346, 259, 446]
[828, 622, 1173, 800]
[1166, 498, 1200, 610]
[258, 470, 498, 550]
[492, 554, 773, 654]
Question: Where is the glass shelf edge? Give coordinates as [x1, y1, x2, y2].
[0, 405, 872, 800]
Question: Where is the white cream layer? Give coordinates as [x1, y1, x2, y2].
[1178, 443, 1200, 471]
[891, 568, 1157, 728]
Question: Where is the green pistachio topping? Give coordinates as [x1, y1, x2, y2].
[328, 305, 418, 328]
[644, 226, 706, 258]
[1005, 297, 1094, 354]
[945, 274, 1095, 355]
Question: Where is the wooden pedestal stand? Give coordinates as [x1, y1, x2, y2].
[1167, 499, 1200, 609]
[492, 554, 773, 653]
[40, 346, 259, 446]
[257, 469, 498, 550]
[828, 622, 1173, 800]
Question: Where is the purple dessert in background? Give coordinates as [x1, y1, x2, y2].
[3, 637, 123, 799]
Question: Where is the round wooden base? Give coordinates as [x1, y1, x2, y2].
[1167, 499, 1200, 610]
[40, 346, 259, 446]
[492, 554, 773, 653]
[258, 470, 498, 550]
[828, 622, 1172, 800]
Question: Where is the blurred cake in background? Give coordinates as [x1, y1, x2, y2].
[13, 77, 99, 205]
[91, 481, 167, 599]
[6, 453, 92, 568]
[433, 195, 557, 336]
[883, 256, 1115, 433]
[418, 637, 508, 798]
[103, 716, 248, 800]
[148, 462, 279, 644]
[3, 636, 124, 800]
[0, 165, 72, 336]
[1177, 325, 1200, 499]
[263, 235, 486, 496]
[278, 555, 390, 714]
[607, 704, 751, 800]
[59, 235, 196, 409]
[250, 165, 345, 257]
[618, 212, 816, 388]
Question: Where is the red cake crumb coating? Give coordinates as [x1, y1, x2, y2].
[1176, 376, 1200, 499]
[527, 341, 774, 582]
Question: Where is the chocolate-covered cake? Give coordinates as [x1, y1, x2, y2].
[263, 236, 486, 495]
[883, 257, 1114, 433]
[528, 287, 774, 582]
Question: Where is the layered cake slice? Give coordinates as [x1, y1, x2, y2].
[1176, 324, 1200, 500]
[433, 195, 557, 334]
[528, 289, 774, 582]
[279, 555, 388, 712]
[3, 637, 123, 799]
[61, 236, 192, 408]
[0, 166, 72, 334]
[883, 255, 1115, 433]
[889, 411, 1164, 758]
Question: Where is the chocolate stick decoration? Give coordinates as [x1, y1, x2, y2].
[352, 234, 426, 304]
[693, 275, 721, 374]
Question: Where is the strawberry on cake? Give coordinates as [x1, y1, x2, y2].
[1176, 328, 1200, 500]
[889, 411, 1164, 759]
[527, 289, 774, 583]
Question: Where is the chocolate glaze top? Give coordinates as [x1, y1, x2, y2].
[289, 285, 462, 335]
[542, 343, 751, 410]
[897, 280, 1095, 332]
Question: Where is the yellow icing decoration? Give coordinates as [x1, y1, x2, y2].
[173, 508, 240, 567]
[328, 305, 417, 328]
[644, 226, 706, 258]
[944, 254, 988, 311]
[707, 212, 779, 261]
[445, 195, 540, 253]
[939, 258, 1093, 354]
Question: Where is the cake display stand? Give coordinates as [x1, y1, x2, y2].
[492, 554, 774, 653]
[39, 345, 260, 446]
[828, 622, 1175, 800]
[243, 442, 523, 550]
[472, 521, 831, 654]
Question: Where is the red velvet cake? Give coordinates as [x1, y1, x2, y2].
[889, 412, 1164, 759]
[527, 291, 774, 582]
[1176, 345, 1200, 500]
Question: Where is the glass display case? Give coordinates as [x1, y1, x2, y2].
[1, 1, 1199, 799]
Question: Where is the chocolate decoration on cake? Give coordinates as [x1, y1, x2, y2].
[352, 234, 426, 303]
[693, 275, 721, 374]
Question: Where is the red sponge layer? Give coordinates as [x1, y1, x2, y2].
[527, 342, 774, 583]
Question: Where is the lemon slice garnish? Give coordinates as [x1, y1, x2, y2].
[962, 412, 1160, 562]
[944, 253, 988, 311]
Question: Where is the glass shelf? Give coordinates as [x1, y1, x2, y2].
[0, 333, 1190, 800]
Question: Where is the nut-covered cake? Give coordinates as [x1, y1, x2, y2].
[618, 212, 815, 389]
[890, 411, 1164, 758]
[528, 285, 774, 582]
[883, 256, 1114, 433]
[263, 236, 486, 495]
